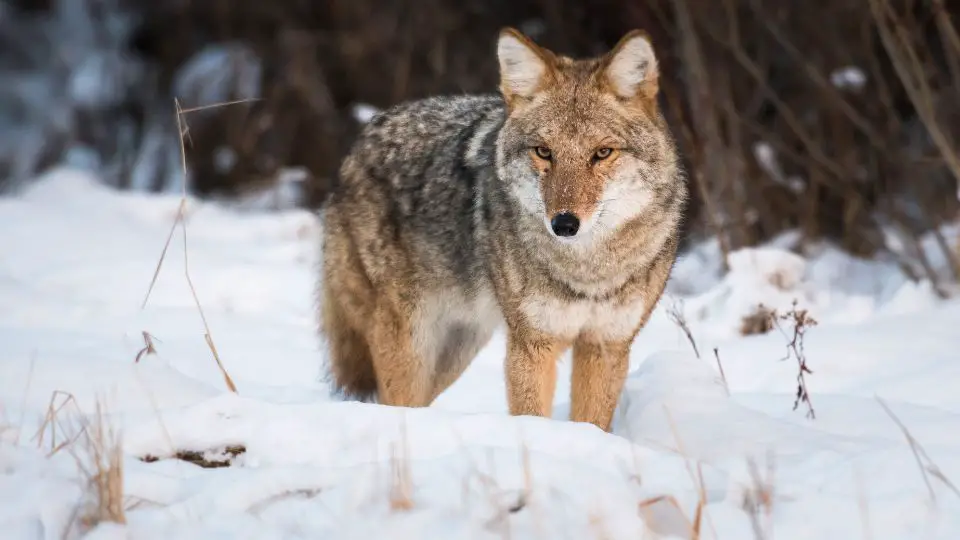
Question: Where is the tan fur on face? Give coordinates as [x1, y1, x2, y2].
[495, 28, 668, 238]
[525, 152, 602, 224]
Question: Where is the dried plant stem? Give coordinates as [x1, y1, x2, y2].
[713, 348, 729, 395]
[71, 399, 126, 530]
[771, 302, 818, 419]
[665, 299, 701, 359]
[140, 98, 247, 394]
[389, 414, 414, 511]
[876, 396, 960, 503]
[870, 0, 960, 189]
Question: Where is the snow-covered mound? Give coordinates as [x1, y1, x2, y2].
[2, 168, 960, 539]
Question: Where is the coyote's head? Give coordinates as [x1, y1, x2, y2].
[494, 28, 684, 244]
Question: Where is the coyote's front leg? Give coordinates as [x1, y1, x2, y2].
[569, 338, 631, 432]
[504, 327, 568, 419]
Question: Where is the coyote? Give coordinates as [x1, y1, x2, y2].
[318, 27, 687, 432]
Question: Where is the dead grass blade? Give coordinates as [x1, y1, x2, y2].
[139, 198, 185, 310]
[134, 331, 159, 363]
[666, 298, 701, 359]
[741, 452, 776, 540]
[658, 405, 715, 540]
[33, 390, 86, 456]
[876, 395, 960, 503]
[389, 414, 414, 511]
[177, 97, 261, 114]
[712, 347, 729, 396]
[638, 494, 699, 540]
[508, 439, 533, 514]
[140, 97, 241, 394]
[69, 398, 126, 531]
[448, 426, 515, 539]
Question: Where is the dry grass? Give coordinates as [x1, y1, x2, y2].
[638, 494, 703, 539]
[770, 301, 818, 419]
[634, 406, 713, 540]
[737, 300, 819, 417]
[389, 414, 414, 511]
[667, 407, 712, 540]
[666, 298, 701, 359]
[740, 453, 777, 540]
[449, 427, 522, 539]
[70, 398, 127, 531]
[632, 410, 787, 540]
[25, 393, 129, 533]
[33, 390, 86, 457]
[133, 331, 159, 363]
[876, 395, 960, 504]
[712, 348, 729, 395]
[740, 304, 776, 336]
[139, 98, 257, 394]
[509, 440, 534, 514]
[665, 298, 730, 395]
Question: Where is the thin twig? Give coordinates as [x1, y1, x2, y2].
[140, 199, 184, 310]
[134, 331, 159, 363]
[665, 298, 700, 359]
[178, 97, 261, 114]
[141, 98, 240, 393]
[68, 398, 126, 530]
[876, 395, 960, 503]
[663, 406, 714, 540]
[389, 413, 414, 511]
[771, 301, 818, 419]
[713, 348, 729, 395]
[741, 452, 776, 540]
[176, 99, 239, 393]
[870, 0, 960, 191]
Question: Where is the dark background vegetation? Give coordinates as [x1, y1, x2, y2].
[1, 0, 959, 286]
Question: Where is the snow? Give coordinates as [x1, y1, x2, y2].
[351, 104, 380, 124]
[752, 142, 804, 193]
[2, 167, 960, 539]
[222, 167, 310, 212]
[830, 66, 867, 90]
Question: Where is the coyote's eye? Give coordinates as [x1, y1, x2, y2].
[593, 147, 613, 161]
[534, 146, 552, 160]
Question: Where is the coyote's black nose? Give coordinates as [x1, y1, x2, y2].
[550, 212, 580, 237]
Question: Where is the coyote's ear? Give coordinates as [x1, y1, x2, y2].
[497, 28, 553, 106]
[602, 30, 659, 102]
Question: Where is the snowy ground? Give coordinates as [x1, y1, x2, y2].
[2, 168, 960, 539]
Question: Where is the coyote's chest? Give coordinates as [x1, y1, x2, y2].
[518, 293, 650, 342]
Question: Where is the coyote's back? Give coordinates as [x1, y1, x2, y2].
[318, 27, 686, 431]
[319, 94, 506, 402]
